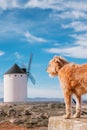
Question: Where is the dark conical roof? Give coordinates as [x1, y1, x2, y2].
[5, 64, 26, 74]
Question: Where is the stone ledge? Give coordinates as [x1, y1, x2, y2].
[48, 116, 87, 130]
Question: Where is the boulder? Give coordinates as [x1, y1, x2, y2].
[48, 116, 87, 130]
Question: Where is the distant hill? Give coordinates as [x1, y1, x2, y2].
[1, 97, 86, 103]
[28, 97, 64, 102]
[0, 97, 64, 103]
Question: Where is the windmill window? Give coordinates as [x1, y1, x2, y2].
[15, 75, 17, 77]
[21, 75, 22, 77]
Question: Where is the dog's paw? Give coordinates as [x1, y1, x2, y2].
[63, 114, 71, 119]
[73, 113, 80, 118]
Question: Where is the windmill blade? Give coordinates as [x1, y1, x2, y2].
[27, 53, 33, 73]
[27, 53, 35, 85]
[28, 72, 35, 85]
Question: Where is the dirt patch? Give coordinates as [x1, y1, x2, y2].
[0, 122, 47, 130]
[0, 122, 27, 130]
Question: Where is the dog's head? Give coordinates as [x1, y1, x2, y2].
[46, 56, 68, 77]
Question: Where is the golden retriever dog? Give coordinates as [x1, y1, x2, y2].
[47, 56, 87, 119]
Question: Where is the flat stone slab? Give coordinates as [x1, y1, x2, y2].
[48, 116, 87, 130]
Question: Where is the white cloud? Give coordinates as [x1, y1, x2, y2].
[25, 0, 87, 12]
[14, 52, 22, 60]
[25, 0, 63, 10]
[45, 32, 87, 59]
[24, 31, 47, 43]
[0, 0, 19, 10]
[54, 10, 87, 20]
[0, 51, 5, 56]
[0, 21, 24, 38]
[14, 52, 25, 66]
[69, 11, 86, 19]
[71, 33, 87, 47]
[62, 21, 87, 32]
[45, 46, 87, 59]
[0, 0, 87, 13]
[0, 0, 63, 10]
[65, 1, 87, 11]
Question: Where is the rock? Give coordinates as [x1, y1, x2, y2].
[25, 118, 38, 128]
[23, 109, 32, 115]
[31, 118, 39, 125]
[47, 103, 56, 108]
[48, 116, 87, 130]
[0, 109, 7, 117]
[55, 103, 65, 108]
[37, 119, 48, 127]
[9, 118, 24, 125]
[7, 108, 17, 117]
[14, 119, 24, 125]
[9, 118, 16, 123]
[39, 113, 49, 119]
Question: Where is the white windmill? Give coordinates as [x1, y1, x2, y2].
[4, 53, 35, 103]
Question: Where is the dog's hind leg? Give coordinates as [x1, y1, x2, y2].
[63, 90, 72, 119]
[73, 95, 81, 118]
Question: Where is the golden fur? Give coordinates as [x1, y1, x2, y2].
[47, 56, 87, 119]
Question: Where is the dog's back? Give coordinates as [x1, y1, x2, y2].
[58, 63, 87, 95]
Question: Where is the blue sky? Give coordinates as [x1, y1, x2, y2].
[0, 0, 87, 98]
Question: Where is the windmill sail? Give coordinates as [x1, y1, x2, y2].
[29, 72, 35, 85]
[27, 53, 35, 85]
[27, 53, 32, 74]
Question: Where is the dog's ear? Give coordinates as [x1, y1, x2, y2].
[53, 56, 60, 63]
[54, 56, 68, 66]
[59, 56, 68, 65]
[53, 56, 63, 72]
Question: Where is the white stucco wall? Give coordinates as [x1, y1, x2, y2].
[4, 74, 27, 102]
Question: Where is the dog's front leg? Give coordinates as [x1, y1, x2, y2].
[63, 90, 71, 119]
[73, 95, 81, 118]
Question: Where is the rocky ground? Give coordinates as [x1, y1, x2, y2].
[0, 102, 87, 130]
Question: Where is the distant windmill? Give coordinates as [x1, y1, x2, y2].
[4, 53, 35, 103]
